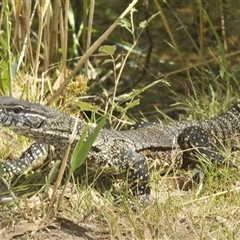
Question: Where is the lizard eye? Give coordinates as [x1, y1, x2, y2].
[11, 106, 23, 114]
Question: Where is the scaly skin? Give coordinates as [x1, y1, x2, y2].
[0, 96, 239, 199]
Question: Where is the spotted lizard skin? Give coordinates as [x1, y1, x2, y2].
[0, 96, 239, 199]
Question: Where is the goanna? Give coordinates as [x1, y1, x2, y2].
[0, 96, 239, 200]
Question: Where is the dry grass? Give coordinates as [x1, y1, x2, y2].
[1, 0, 240, 239]
[1, 153, 240, 239]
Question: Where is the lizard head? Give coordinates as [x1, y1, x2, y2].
[0, 96, 51, 129]
[0, 96, 76, 144]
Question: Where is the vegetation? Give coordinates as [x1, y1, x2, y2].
[0, 0, 240, 239]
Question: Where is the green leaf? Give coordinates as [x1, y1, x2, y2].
[102, 59, 114, 65]
[99, 45, 116, 56]
[76, 101, 99, 112]
[139, 20, 147, 29]
[115, 105, 125, 113]
[126, 99, 140, 109]
[118, 18, 131, 28]
[70, 114, 108, 173]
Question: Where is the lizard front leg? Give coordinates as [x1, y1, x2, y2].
[114, 149, 150, 202]
[88, 147, 150, 203]
[2, 142, 49, 179]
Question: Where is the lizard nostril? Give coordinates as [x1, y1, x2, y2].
[37, 120, 46, 128]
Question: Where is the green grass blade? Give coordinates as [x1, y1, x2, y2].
[70, 114, 108, 173]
